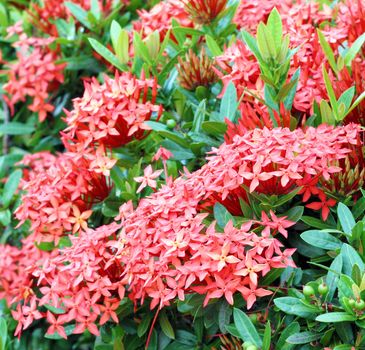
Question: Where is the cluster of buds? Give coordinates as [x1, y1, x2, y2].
[177, 48, 218, 90]
[182, 0, 228, 25]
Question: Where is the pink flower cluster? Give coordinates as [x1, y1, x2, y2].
[133, 0, 193, 40]
[6, 124, 360, 338]
[14, 150, 114, 245]
[3, 33, 66, 122]
[62, 72, 162, 150]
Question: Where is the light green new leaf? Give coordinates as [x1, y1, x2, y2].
[267, 8, 282, 54]
[317, 29, 337, 74]
[88, 38, 126, 71]
[344, 32, 365, 67]
[206, 35, 222, 56]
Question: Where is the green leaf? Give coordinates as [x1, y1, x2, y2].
[276, 322, 300, 349]
[205, 35, 222, 56]
[338, 203, 356, 235]
[65, 2, 92, 30]
[0, 317, 7, 350]
[257, 22, 276, 60]
[192, 100, 206, 133]
[137, 314, 152, 337]
[320, 99, 335, 125]
[159, 310, 175, 339]
[344, 32, 365, 66]
[286, 332, 323, 344]
[316, 312, 357, 323]
[274, 297, 318, 319]
[262, 321, 271, 350]
[88, 38, 127, 71]
[214, 203, 234, 229]
[201, 121, 227, 136]
[161, 140, 195, 161]
[346, 90, 365, 116]
[300, 230, 342, 250]
[322, 65, 338, 118]
[317, 29, 337, 74]
[219, 82, 238, 122]
[340, 244, 365, 275]
[301, 216, 335, 230]
[267, 8, 282, 54]
[338, 87, 355, 113]
[241, 30, 263, 63]
[110, 20, 125, 61]
[0, 122, 35, 135]
[233, 308, 262, 347]
[2, 169, 22, 208]
[326, 254, 343, 302]
[218, 301, 232, 333]
[284, 206, 304, 223]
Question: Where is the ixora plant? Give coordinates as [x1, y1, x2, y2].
[0, 0, 365, 349]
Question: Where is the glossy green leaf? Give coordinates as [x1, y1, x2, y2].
[316, 312, 357, 323]
[205, 35, 222, 56]
[317, 29, 337, 73]
[214, 203, 234, 228]
[233, 308, 262, 347]
[219, 82, 238, 122]
[340, 244, 365, 275]
[2, 169, 22, 208]
[65, 2, 92, 30]
[338, 203, 356, 235]
[88, 38, 126, 71]
[344, 32, 365, 66]
[286, 332, 323, 344]
[159, 311, 175, 339]
[0, 122, 35, 135]
[301, 230, 342, 250]
[274, 297, 318, 318]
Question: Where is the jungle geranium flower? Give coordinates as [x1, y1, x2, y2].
[62, 72, 162, 150]
[306, 192, 337, 221]
[4, 124, 361, 337]
[135, 165, 163, 193]
[3, 32, 66, 122]
[133, 0, 192, 40]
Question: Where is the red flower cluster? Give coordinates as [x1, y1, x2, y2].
[62, 72, 162, 150]
[3, 33, 66, 122]
[15, 150, 114, 245]
[6, 124, 360, 338]
[133, 0, 193, 40]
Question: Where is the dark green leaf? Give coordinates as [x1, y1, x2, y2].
[159, 311, 175, 339]
[286, 332, 323, 344]
[0, 122, 35, 135]
[2, 169, 22, 208]
[233, 308, 262, 347]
